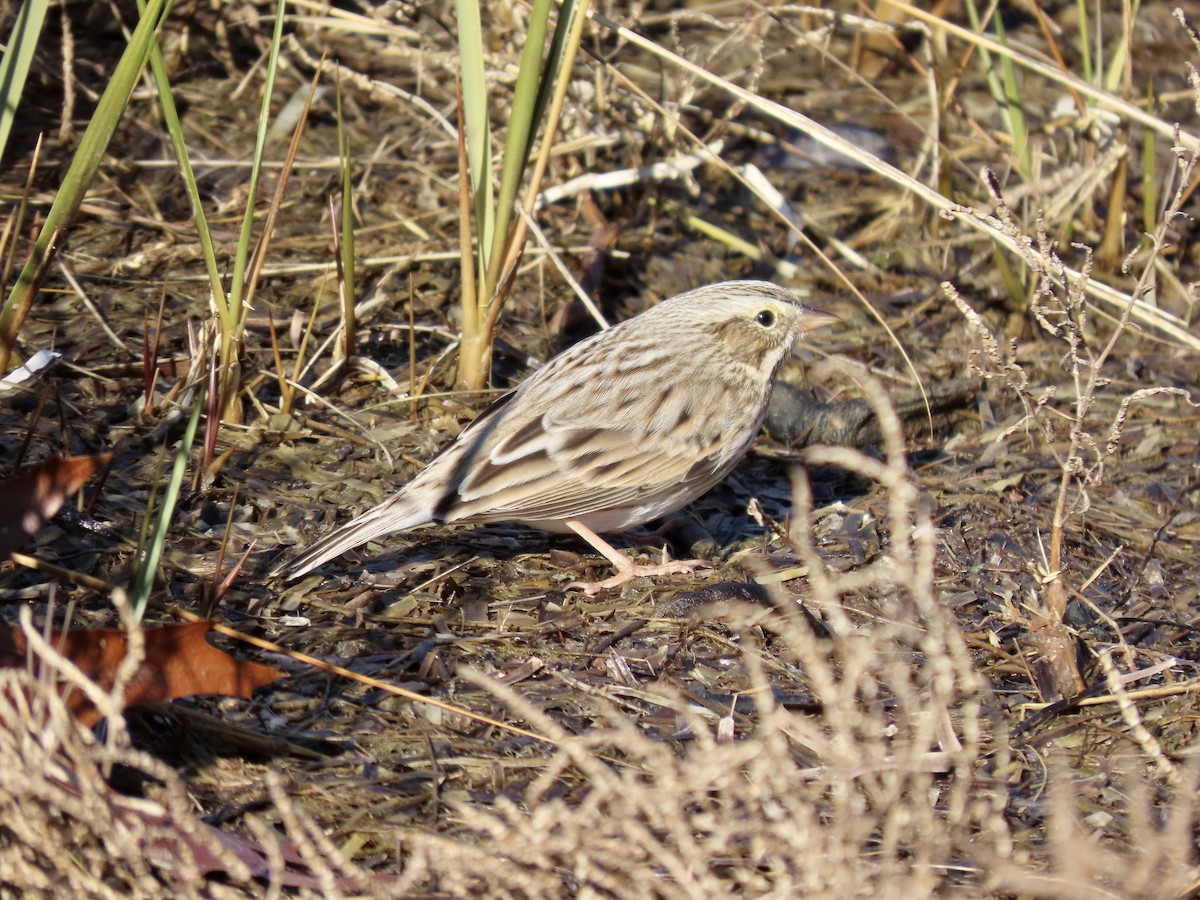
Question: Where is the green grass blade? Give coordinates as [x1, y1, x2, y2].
[127, 382, 205, 621]
[224, 0, 288, 335]
[530, 0, 582, 142]
[1075, 0, 1093, 83]
[993, 12, 1031, 180]
[962, 1, 1011, 139]
[1103, 0, 1140, 94]
[457, 0, 494, 280]
[483, 0, 554, 297]
[337, 76, 356, 357]
[1142, 83, 1156, 241]
[0, 0, 50, 165]
[0, 0, 171, 371]
[135, 0, 224, 311]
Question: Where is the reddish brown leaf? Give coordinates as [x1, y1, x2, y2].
[0, 620, 283, 725]
[0, 453, 113, 556]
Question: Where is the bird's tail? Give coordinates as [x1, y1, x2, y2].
[272, 494, 427, 581]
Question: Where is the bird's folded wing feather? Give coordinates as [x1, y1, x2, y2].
[449, 421, 724, 524]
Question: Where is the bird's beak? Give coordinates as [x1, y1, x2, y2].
[798, 304, 841, 331]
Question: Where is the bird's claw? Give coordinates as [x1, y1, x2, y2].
[567, 557, 710, 596]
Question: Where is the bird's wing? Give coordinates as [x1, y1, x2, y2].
[446, 412, 727, 524]
[424, 337, 743, 525]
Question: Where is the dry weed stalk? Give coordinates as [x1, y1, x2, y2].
[374, 374, 1015, 895]
[0, 599, 370, 898]
[985, 755, 1200, 898]
[946, 138, 1199, 702]
[0, 609, 250, 897]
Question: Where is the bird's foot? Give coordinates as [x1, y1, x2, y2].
[567, 556, 710, 596]
[562, 517, 710, 595]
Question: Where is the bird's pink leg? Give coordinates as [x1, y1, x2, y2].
[563, 517, 710, 595]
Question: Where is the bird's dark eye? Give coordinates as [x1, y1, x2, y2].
[755, 309, 775, 327]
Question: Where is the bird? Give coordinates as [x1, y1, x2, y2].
[274, 280, 837, 593]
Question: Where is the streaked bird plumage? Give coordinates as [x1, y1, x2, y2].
[276, 280, 836, 588]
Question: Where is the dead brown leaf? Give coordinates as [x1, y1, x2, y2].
[0, 620, 283, 725]
[0, 453, 112, 557]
